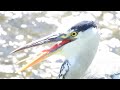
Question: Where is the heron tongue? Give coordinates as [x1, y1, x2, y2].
[42, 39, 72, 52]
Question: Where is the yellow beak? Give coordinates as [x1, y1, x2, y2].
[13, 38, 71, 73]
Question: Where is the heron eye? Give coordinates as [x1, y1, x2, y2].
[71, 32, 78, 37]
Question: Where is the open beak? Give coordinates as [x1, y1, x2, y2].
[11, 33, 72, 73]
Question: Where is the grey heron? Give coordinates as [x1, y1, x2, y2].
[11, 21, 100, 79]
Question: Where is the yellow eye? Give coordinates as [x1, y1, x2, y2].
[71, 32, 78, 37]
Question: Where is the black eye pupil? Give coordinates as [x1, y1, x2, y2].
[73, 33, 75, 35]
[71, 32, 77, 37]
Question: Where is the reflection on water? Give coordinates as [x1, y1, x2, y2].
[0, 11, 120, 79]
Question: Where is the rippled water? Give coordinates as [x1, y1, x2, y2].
[0, 11, 120, 79]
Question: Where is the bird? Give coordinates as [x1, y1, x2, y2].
[11, 21, 100, 79]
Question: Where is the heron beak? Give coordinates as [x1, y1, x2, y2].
[11, 33, 72, 73]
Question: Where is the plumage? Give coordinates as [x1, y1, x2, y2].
[58, 27, 99, 79]
[58, 60, 71, 79]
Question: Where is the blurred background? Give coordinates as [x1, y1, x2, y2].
[0, 11, 120, 79]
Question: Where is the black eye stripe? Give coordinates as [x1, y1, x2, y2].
[68, 21, 97, 32]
